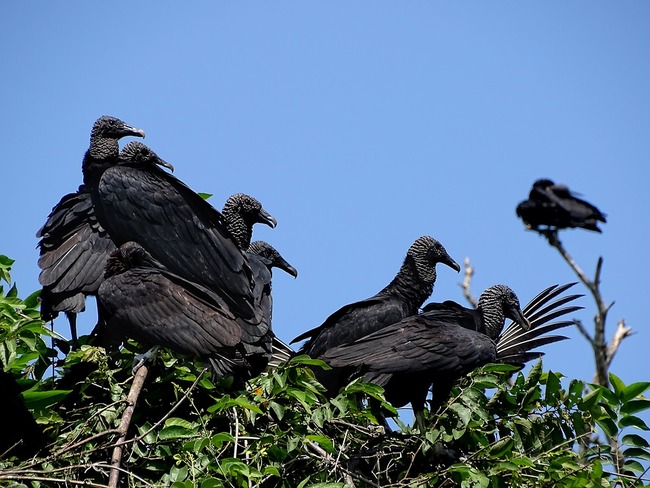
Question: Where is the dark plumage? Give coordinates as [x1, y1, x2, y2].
[322, 283, 581, 430]
[291, 236, 460, 394]
[90, 141, 256, 320]
[98, 242, 260, 382]
[222, 194, 277, 249]
[517, 178, 607, 233]
[247, 240, 298, 369]
[37, 116, 145, 341]
[0, 369, 47, 460]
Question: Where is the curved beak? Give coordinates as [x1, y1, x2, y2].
[507, 304, 530, 331]
[442, 254, 461, 273]
[121, 125, 146, 139]
[275, 256, 298, 278]
[257, 208, 277, 229]
[156, 157, 175, 173]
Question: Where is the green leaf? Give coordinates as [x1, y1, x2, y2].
[159, 419, 199, 440]
[289, 355, 332, 369]
[22, 389, 71, 410]
[544, 371, 562, 406]
[595, 417, 618, 438]
[623, 447, 650, 462]
[623, 459, 645, 474]
[622, 434, 650, 448]
[489, 437, 514, 457]
[201, 478, 224, 488]
[306, 435, 335, 454]
[622, 381, 650, 402]
[197, 192, 213, 200]
[619, 415, 650, 431]
[621, 399, 650, 416]
[449, 402, 472, 428]
[609, 372, 626, 400]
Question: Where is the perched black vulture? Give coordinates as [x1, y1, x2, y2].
[98, 242, 261, 383]
[90, 141, 256, 320]
[322, 283, 581, 431]
[37, 116, 145, 342]
[517, 178, 607, 233]
[247, 240, 298, 369]
[291, 236, 460, 394]
[221, 194, 277, 249]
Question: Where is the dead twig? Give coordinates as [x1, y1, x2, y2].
[108, 362, 150, 488]
[461, 257, 478, 308]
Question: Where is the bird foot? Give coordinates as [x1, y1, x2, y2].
[132, 346, 160, 373]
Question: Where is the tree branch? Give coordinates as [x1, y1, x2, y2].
[461, 257, 478, 308]
[108, 363, 150, 488]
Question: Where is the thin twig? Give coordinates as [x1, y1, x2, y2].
[573, 320, 594, 345]
[461, 257, 478, 308]
[108, 362, 150, 488]
[0, 474, 108, 488]
[606, 319, 633, 369]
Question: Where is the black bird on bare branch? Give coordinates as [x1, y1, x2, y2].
[517, 178, 607, 234]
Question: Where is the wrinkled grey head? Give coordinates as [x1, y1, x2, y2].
[408, 235, 460, 282]
[91, 116, 145, 141]
[479, 284, 529, 339]
[104, 241, 163, 278]
[120, 141, 174, 172]
[223, 194, 277, 229]
[248, 241, 298, 278]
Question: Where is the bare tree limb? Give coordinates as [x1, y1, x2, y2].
[108, 363, 150, 488]
[461, 257, 478, 308]
[606, 319, 633, 369]
[544, 232, 623, 387]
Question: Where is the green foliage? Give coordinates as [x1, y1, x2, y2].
[0, 255, 648, 487]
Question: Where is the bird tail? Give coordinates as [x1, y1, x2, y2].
[496, 283, 583, 366]
[265, 336, 295, 371]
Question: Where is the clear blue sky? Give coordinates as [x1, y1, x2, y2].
[1, 3, 648, 430]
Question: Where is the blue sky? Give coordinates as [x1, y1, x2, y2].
[1, 3, 649, 430]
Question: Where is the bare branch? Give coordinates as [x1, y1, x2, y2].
[606, 319, 633, 369]
[545, 233, 613, 387]
[108, 363, 150, 488]
[573, 319, 594, 345]
[461, 257, 478, 308]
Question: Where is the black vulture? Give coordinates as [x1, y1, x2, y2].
[221, 194, 277, 249]
[322, 283, 581, 431]
[98, 242, 262, 383]
[90, 141, 256, 320]
[37, 116, 145, 342]
[247, 240, 298, 369]
[517, 178, 607, 233]
[291, 235, 460, 394]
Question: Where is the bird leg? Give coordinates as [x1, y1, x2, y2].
[132, 345, 160, 373]
[65, 311, 79, 348]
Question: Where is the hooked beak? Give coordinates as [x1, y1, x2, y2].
[156, 157, 175, 173]
[121, 125, 146, 139]
[279, 259, 298, 278]
[507, 304, 530, 331]
[442, 254, 461, 273]
[257, 208, 277, 229]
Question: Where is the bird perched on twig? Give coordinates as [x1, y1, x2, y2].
[516, 178, 607, 234]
